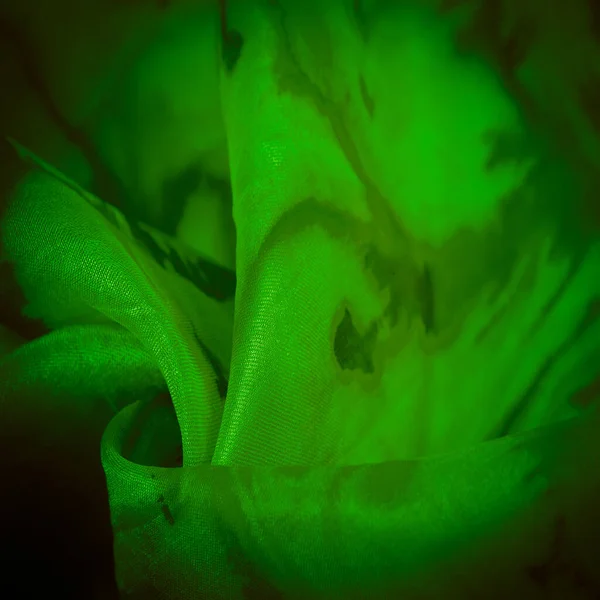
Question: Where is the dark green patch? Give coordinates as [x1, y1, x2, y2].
[222, 30, 244, 74]
[160, 168, 233, 237]
[527, 255, 584, 338]
[489, 297, 600, 439]
[334, 309, 377, 374]
[352, 0, 370, 41]
[525, 514, 596, 593]
[364, 245, 414, 329]
[205, 172, 234, 203]
[124, 215, 236, 302]
[364, 245, 396, 290]
[160, 163, 204, 236]
[91, 197, 121, 230]
[571, 371, 600, 408]
[590, 0, 600, 43]
[250, 197, 372, 277]
[0, 138, 30, 212]
[0, 259, 50, 341]
[214, 483, 286, 599]
[0, 21, 130, 213]
[417, 264, 435, 334]
[454, 1, 536, 75]
[483, 129, 536, 172]
[439, 0, 468, 11]
[193, 330, 229, 400]
[121, 391, 184, 469]
[270, 3, 409, 258]
[359, 74, 375, 118]
[579, 77, 600, 146]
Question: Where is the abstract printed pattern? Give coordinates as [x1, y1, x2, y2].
[0, 1, 599, 598]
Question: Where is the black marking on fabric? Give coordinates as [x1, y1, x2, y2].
[418, 264, 435, 334]
[124, 215, 236, 302]
[193, 331, 229, 400]
[160, 163, 204, 236]
[358, 74, 375, 118]
[334, 309, 376, 374]
[157, 495, 175, 526]
[173, 445, 183, 467]
[222, 30, 244, 74]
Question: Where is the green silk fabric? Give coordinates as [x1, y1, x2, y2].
[1, 0, 600, 597]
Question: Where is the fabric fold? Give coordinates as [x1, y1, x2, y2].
[0, 1, 599, 598]
[1, 140, 234, 465]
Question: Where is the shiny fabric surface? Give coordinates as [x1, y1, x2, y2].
[0, 0, 599, 598]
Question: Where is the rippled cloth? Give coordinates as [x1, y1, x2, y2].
[1, 0, 600, 598]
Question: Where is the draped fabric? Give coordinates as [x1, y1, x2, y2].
[1, 0, 600, 598]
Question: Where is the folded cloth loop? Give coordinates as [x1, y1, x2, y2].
[102, 396, 600, 598]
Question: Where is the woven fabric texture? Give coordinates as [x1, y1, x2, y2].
[1, 1, 600, 598]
